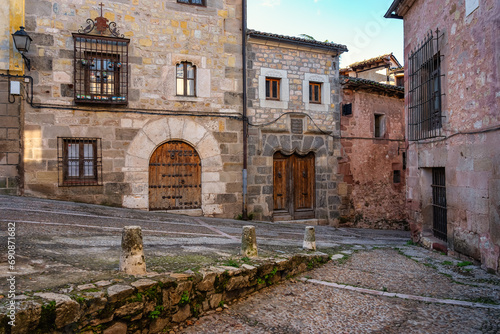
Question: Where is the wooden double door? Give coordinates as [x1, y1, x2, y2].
[273, 152, 315, 220]
[149, 141, 201, 211]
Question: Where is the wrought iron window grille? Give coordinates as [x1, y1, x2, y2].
[73, 3, 129, 105]
[408, 29, 445, 141]
[177, 0, 206, 6]
[58, 137, 103, 186]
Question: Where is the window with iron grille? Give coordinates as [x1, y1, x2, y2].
[73, 34, 129, 104]
[408, 30, 443, 141]
[58, 137, 102, 186]
[265, 77, 280, 100]
[177, 0, 206, 6]
[309, 82, 321, 104]
[176, 62, 196, 96]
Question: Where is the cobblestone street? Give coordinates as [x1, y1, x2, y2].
[180, 247, 500, 334]
[1, 195, 499, 333]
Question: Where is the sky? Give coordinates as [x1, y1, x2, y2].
[247, 0, 404, 68]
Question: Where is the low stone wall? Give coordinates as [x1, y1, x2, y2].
[0, 253, 329, 334]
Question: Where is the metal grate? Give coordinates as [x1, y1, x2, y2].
[408, 30, 444, 141]
[58, 137, 102, 186]
[432, 167, 447, 241]
[73, 34, 129, 104]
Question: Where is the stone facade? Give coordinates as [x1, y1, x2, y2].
[386, 0, 500, 273]
[0, 81, 22, 195]
[16, 0, 244, 218]
[246, 31, 347, 225]
[338, 79, 407, 229]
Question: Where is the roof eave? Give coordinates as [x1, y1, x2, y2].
[384, 0, 404, 19]
[247, 32, 348, 55]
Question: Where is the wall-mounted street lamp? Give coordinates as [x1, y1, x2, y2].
[12, 26, 32, 71]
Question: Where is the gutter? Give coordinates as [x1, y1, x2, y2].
[241, 0, 248, 220]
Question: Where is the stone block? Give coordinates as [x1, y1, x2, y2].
[116, 128, 139, 141]
[131, 278, 157, 292]
[103, 322, 128, 334]
[33, 292, 80, 328]
[225, 275, 249, 291]
[107, 285, 135, 303]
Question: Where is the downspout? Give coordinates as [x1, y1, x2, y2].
[241, 0, 248, 220]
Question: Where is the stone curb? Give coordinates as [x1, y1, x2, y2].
[301, 278, 500, 309]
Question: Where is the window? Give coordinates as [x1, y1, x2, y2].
[393, 170, 401, 184]
[58, 137, 102, 186]
[374, 114, 385, 138]
[408, 31, 443, 140]
[176, 62, 196, 96]
[177, 0, 205, 6]
[342, 103, 352, 116]
[396, 76, 404, 87]
[309, 82, 321, 104]
[265, 77, 280, 100]
[73, 34, 129, 104]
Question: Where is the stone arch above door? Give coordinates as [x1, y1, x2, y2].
[122, 117, 223, 209]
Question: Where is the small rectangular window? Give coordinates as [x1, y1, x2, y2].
[177, 0, 205, 5]
[177, 62, 196, 96]
[374, 114, 385, 138]
[265, 77, 280, 100]
[393, 170, 401, 184]
[58, 137, 102, 186]
[396, 76, 404, 87]
[342, 103, 352, 116]
[309, 82, 321, 104]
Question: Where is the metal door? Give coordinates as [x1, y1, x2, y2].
[432, 167, 447, 241]
[273, 152, 315, 220]
[149, 141, 201, 211]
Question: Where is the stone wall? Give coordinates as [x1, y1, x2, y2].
[0, 253, 329, 334]
[0, 80, 22, 196]
[20, 0, 244, 217]
[401, 0, 500, 273]
[338, 89, 407, 229]
[245, 39, 342, 224]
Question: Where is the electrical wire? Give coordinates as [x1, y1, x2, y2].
[409, 124, 500, 145]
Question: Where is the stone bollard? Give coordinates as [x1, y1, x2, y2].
[120, 226, 147, 275]
[303, 226, 316, 251]
[241, 225, 258, 258]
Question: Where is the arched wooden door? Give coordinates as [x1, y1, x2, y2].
[273, 152, 315, 220]
[149, 141, 201, 211]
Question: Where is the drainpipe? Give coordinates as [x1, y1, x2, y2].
[241, 0, 248, 220]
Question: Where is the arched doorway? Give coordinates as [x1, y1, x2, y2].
[273, 151, 315, 220]
[149, 141, 201, 211]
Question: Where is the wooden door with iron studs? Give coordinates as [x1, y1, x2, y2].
[149, 141, 201, 211]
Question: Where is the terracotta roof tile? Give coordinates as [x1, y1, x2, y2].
[247, 30, 348, 53]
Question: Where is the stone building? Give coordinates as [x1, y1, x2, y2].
[340, 53, 404, 86]
[386, 0, 500, 273]
[338, 76, 406, 229]
[245, 30, 347, 224]
[1, 0, 245, 219]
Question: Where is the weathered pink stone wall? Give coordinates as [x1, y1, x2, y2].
[338, 89, 407, 229]
[402, 0, 500, 273]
